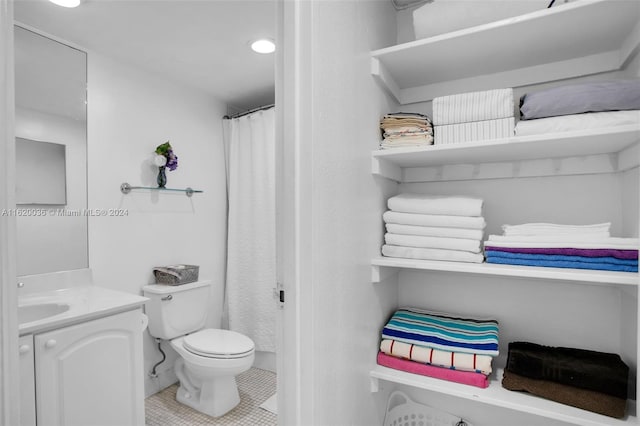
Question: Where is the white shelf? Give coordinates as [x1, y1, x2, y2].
[371, 257, 639, 287]
[371, 0, 640, 104]
[370, 365, 637, 426]
[372, 125, 640, 182]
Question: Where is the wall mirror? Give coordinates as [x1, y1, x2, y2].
[14, 25, 88, 276]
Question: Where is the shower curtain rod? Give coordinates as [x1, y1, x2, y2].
[223, 103, 275, 120]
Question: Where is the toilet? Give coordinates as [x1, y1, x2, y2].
[143, 280, 255, 417]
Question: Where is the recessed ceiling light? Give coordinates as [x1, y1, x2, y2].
[250, 39, 275, 54]
[49, 0, 81, 7]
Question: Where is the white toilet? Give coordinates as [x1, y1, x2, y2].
[143, 280, 255, 417]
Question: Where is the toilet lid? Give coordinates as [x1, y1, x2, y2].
[183, 329, 255, 359]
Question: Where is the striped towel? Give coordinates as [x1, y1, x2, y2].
[433, 88, 515, 125]
[382, 308, 499, 356]
[380, 339, 493, 375]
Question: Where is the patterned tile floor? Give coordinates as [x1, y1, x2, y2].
[145, 368, 277, 425]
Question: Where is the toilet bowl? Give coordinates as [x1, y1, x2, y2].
[142, 281, 256, 418]
[170, 329, 255, 417]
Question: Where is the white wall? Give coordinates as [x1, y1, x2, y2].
[295, 1, 399, 424]
[86, 53, 228, 396]
[14, 107, 87, 276]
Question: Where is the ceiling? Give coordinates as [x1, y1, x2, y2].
[13, 0, 276, 115]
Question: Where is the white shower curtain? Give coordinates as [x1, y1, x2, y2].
[223, 108, 276, 353]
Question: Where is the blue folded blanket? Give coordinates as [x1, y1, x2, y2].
[382, 308, 499, 356]
[485, 250, 638, 266]
[486, 255, 638, 272]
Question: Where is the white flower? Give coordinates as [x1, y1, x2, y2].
[154, 154, 167, 167]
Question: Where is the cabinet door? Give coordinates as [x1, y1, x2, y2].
[19, 335, 36, 426]
[35, 309, 145, 426]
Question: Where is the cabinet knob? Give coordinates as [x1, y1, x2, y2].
[19, 344, 30, 354]
[44, 339, 57, 349]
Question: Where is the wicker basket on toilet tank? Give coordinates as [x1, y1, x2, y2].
[153, 265, 199, 285]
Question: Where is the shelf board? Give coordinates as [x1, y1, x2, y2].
[371, 0, 640, 104]
[371, 257, 638, 287]
[371, 365, 636, 426]
[372, 125, 640, 182]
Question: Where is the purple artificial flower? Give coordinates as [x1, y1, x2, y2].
[155, 141, 178, 171]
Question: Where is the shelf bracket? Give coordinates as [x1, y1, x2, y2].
[370, 375, 380, 393]
[372, 265, 398, 283]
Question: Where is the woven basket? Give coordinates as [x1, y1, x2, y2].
[153, 265, 199, 285]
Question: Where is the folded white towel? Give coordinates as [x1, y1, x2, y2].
[385, 233, 482, 253]
[388, 193, 484, 217]
[382, 245, 485, 263]
[501, 222, 611, 237]
[484, 238, 639, 250]
[380, 339, 493, 375]
[383, 211, 486, 230]
[488, 234, 613, 243]
[386, 223, 485, 241]
[433, 88, 515, 125]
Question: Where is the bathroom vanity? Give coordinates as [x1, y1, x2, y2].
[18, 271, 148, 426]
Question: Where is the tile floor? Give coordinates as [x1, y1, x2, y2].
[145, 368, 277, 425]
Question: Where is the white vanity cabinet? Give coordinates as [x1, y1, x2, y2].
[19, 334, 36, 426]
[30, 309, 145, 426]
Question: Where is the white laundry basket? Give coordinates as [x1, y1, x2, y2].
[383, 391, 474, 426]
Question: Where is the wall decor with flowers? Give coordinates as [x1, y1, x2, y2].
[119, 140, 202, 197]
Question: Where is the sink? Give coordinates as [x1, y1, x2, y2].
[18, 303, 70, 324]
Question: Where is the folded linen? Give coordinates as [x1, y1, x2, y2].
[488, 234, 612, 243]
[485, 251, 638, 266]
[515, 110, 640, 136]
[435, 117, 515, 144]
[382, 245, 485, 263]
[385, 233, 481, 253]
[485, 245, 638, 260]
[378, 352, 489, 388]
[383, 211, 486, 230]
[501, 222, 611, 237]
[502, 370, 626, 419]
[520, 79, 640, 120]
[486, 255, 638, 272]
[380, 339, 493, 374]
[386, 223, 484, 241]
[382, 307, 499, 356]
[483, 238, 638, 250]
[505, 341, 629, 400]
[387, 193, 483, 217]
[433, 88, 515, 125]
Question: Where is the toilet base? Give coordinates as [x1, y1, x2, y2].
[175, 374, 241, 418]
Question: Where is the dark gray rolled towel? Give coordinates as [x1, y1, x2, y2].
[505, 341, 629, 399]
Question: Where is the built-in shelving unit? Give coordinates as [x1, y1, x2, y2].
[369, 0, 640, 423]
[371, 0, 640, 104]
[371, 256, 639, 287]
[372, 125, 640, 183]
[370, 365, 637, 426]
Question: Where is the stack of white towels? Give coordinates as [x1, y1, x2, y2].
[433, 88, 516, 145]
[379, 112, 434, 149]
[382, 193, 486, 263]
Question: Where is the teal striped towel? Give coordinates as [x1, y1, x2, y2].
[382, 308, 499, 356]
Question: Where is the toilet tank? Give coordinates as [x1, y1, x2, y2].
[142, 280, 211, 340]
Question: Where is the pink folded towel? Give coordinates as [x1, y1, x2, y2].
[377, 351, 490, 389]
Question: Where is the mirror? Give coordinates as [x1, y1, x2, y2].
[14, 25, 88, 276]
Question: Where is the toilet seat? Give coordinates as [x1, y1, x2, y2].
[183, 329, 255, 359]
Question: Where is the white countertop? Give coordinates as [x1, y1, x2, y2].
[19, 285, 148, 335]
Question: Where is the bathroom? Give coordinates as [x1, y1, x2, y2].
[1, 0, 640, 425]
